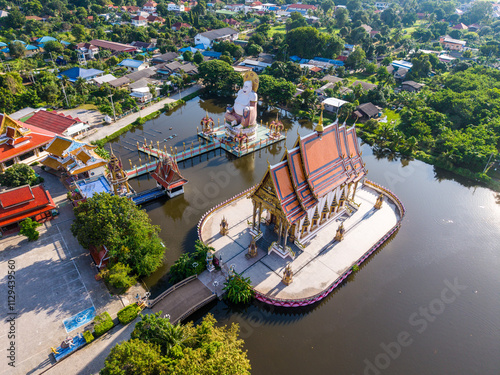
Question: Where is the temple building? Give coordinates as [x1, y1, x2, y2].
[250, 116, 366, 259]
[0, 113, 55, 172]
[41, 135, 107, 178]
[0, 184, 57, 236]
[151, 154, 188, 198]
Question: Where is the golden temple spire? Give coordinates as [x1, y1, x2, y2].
[315, 103, 325, 137]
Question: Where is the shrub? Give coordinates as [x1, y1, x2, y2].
[93, 312, 114, 337]
[223, 273, 254, 304]
[168, 240, 212, 284]
[83, 330, 95, 344]
[117, 304, 141, 325]
[351, 264, 359, 272]
[19, 218, 41, 241]
[101, 262, 137, 292]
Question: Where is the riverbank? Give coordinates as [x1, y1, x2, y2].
[85, 84, 203, 145]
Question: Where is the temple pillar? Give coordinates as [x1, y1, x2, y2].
[277, 218, 282, 247]
[257, 202, 262, 231]
[252, 200, 257, 230]
[282, 223, 289, 249]
[352, 181, 358, 200]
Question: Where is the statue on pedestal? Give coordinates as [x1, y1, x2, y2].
[225, 71, 259, 128]
[248, 237, 258, 258]
[334, 222, 345, 242]
[206, 250, 215, 272]
[220, 216, 229, 236]
[374, 193, 384, 210]
[282, 263, 293, 285]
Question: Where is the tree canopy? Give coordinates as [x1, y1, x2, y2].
[286, 26, 344, 59]
[0, 164, 39, 187]
[101, 313, 251, 374]
[71, 193, 165, 277]
[198, 60, 243, 96]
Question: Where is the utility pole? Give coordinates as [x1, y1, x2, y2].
[109, 94, 117, 122]
[60, 80, 70, 107]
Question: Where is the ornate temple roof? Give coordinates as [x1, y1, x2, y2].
[151, 155, 188, 190]
[252, 121, 366, 225]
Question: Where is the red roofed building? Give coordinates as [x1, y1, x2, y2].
[22, 110, 89, 137]
[0, 113, 55, 172]
[151, 155, 188, 197]
[171, 22, 192, 30]
[250, 118, 366, 258]
[0, 185, 57, 235]
[452, 23, 468, 30]
[89, 39, 136, 53]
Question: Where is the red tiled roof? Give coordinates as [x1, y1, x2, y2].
[253, 122, 366, 225]
[0, 131, 53, 163]
[0, 185, 34, 209]
[288, 4, 316, 9]
[23, 111, 81, 135]
[0, 185, 56, 227]
[89, 39, 136, 53]
[151, 156, 188, 190]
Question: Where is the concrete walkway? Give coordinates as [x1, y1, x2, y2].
[84, 84, 202, 143]
[200, 185, 400, 301]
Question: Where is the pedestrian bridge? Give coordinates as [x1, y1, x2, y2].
[148, 275, 216, 324]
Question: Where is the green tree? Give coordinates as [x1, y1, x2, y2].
[247, 43, 263, 56]
[72, 24, 86, 42]
[183, 50, 193, 62]
[101, 339, 168, 375]
[286, 26, 344, 59]
[0, 164, 38, 187]
[198, 60, 242, 96]
[20, 218, 42, 241]
[24, 0, 43, 15]
[346, 46, 366, 70]
[193, 51, 204, 64]
[9, 42, 25, 59]
[4, 7, 25, 29]
[71, 193, 165, 277]
[101, 262, 137, 292]
[43, 40, 64, 54]
[223, 273, 254, 304]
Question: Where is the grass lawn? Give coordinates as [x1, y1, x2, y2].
[382, 109, 401, 125]
[75, 104, 99, 110]
[269, 24, 286, 36]
[346, 72, 379, 85]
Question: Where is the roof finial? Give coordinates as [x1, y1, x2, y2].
[315, 102, 325, 138]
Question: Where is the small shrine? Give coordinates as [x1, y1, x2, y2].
[150, 154, 188, 198]
[282, 263, 293, 285]
[107, 148, 131, 196]
[247, 237, 258, 258]
[201, 112, 215, 136]
[220, 216, 229, 236]
[269, 114, 284, 140]
[206, 250, 215, 272]
[374, 193, 384, 209]
[334, 222, 345, 242]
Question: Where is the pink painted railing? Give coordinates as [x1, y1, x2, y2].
[197, 185, 257, 241]
[254, 179, 406, 307]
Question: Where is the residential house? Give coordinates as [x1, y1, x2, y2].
[75, 42, 99, 61]
[375, 2, 390, 10]
[168, 3, 185, 12]
[157, 61, 198, 76]
[89, 39, 136, 54]
[25, 15, 42, 21]
[131, 15, 147, 27]
[286, 4, 316, 15]
[58, 67, 104, 82]
[401, 81, 424, 92]
[391, 60, 412, 80]
[121, 5, 140, 12]
[439, 36, 466, 51]
[322, 97, 348, 113]
[452, 23, 468, 30]
[22, 110, 89, 137]
[128, 78, 158, 103]
[147, 15, 165, 24]
[0, 185, 57, 236]
[194, 27, 240, 48]
[108, 76, 131, 89]
[468, 23, 481, 32]
[143, 0, 158, 13]
[0, 10, 9, 17]
[224, 18, 240, 27]
[119, 59, 149, 72]
[321, 75, 344, 84]
[41, 136, 108, 178]
[354, 102, 380, 121]
[0, 113, 55, 171]
[151, 52, 179, 64]
[225, 3, 246, 12]
[131, 41, 157, 52]
[92, 74, 117, 86]
[124, 68, 157, 82]
[352, 80, 377, 91]
[172, 22, 192, 31]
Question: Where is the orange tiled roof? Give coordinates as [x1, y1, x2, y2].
[255, 122, 366, 225]
[151, 156, 188, 190]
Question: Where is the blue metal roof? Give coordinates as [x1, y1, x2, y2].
[11, 40, 26, 45]
[36, 36, 57, 44]
[0, 42, 7, 47]
[1, 48, 9, 53]
[118, 58, 144, 68]
[26, 44, 39, 50]
[194, 43, 206, 50]
[178, 46, 197, 53]
[58, 67, 104, 81]
[60, 40, 71, 45]
[202, 51, 222, 58]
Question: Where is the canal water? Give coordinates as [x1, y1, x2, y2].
[109, 96, 500, 375]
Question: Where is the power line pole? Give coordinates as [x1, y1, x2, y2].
[108, 94, 117, 122]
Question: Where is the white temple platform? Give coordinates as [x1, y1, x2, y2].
[200, 184, 401, 302]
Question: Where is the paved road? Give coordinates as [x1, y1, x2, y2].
[85, 84, 203, 143]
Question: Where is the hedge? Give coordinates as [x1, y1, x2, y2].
[83, 330, 95, 344]
[117, 304, 141, 325]
[93, 311, 114, 337]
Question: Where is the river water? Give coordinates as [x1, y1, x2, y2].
[109, 96, 500, 375]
